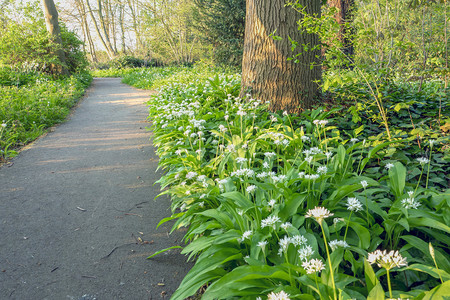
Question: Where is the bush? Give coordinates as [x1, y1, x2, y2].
[0, 0, 88, 75]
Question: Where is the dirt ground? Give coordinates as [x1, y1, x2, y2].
[0, 78, 192, 299]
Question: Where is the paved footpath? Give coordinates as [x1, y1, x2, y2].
[0, 78, 191, 300]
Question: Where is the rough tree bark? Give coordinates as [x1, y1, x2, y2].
[41, 0, 69, 75]
[240, 0, 322, 113]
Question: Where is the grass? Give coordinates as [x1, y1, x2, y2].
[0, 68, 92, 161]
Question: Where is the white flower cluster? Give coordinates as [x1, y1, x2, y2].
[185, 171, 197, 180]
[277, 234, 310, 256]
[313, 119, 329, 127]
[267, 132, 289, 146]
[302, 258, 326, 274]
[231, 168, 255, 178]
[346, 197, 363, 212]
[267, 290, 290, 300]
[190, 118, 206, 129]
[218, 124, 227, 132]
[238, 230, 252, 243]
[416, 157, 430, 166]
[298, 245, 315, 261]
[385, 163, 394, 170]
[264, 152, 277, 159]
[401, 191, 420, 209]
[261, 215, 281, 229]
[303, 147, 322, 157]
[367, 249, 407, 270]
[329, 239, 350, 251]
[305, 207, 334, 224]
[246, 185, 257, 193]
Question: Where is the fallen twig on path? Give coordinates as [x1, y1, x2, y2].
[100, 243, 136, 260]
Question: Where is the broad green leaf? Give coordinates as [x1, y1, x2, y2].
[147, 246, 182, 259]
[408, 217, 450, 234]
[401, 235, 450, 273]
[196, 209, 235, 229]
[221, 191, 254, 209]
[389, 162, 406, 199]
[348, 221, 371, 249]
[279, 194, 306, 220]
[367, 281, 385, 300]
[364, 258, 378, 294]
[203, 265, 292, 299]
[421, 280, 450, 300]
[172, 247, 243, 300]
[407, 264, 450, 281]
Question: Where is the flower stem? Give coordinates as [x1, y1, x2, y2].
[425, 145, 433, 189]
[364, 189, 370, 226]
[414, 166, 424, 195]
[321, 223, 337, 300]
[344, 211, 353, 242]
[314, 275, 323, 300]
[386, 269, 393, 299]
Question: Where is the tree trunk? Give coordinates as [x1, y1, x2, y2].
[41, 0, 70, 75]
[85, 0, 116, 58]
[76, 0, 98, 62]
[127, 0, 143, 52]
[328, 0, 355, 59]
[96, 0, 116, 57]
[118, 1, 126, 54]
[240, 0, 322, 113]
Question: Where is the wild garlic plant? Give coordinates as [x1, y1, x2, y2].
[146, 73, 449, 300]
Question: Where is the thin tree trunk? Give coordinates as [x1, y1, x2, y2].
[240, 0, 322, 112]
[328, 0, 355, 61]
[96, 0, 116, 57]
[118, 1, 126, 53]
[85, 0, 116, 58]
[109, 0, 118, 53]
[128, 0, 142, 52]
[41, 0, 69, 75]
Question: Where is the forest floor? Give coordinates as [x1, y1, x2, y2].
[0, 78, 191, 299]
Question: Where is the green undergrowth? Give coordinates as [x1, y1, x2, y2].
[0, 67, 92, 161]
[90, 67, 141, 78]
[92, 63, 237, 90]
[142, 68, 449, 299]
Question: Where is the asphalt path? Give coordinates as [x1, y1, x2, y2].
[0, 78, 191, 299]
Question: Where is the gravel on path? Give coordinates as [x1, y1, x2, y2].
[0, 78, 191, 300]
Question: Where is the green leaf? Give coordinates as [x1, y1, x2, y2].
[408, 217, 450, 234]
[203, 265, 292, 298]
[348, 221, 371, 249]
[364, 258, 378, 294]
[279, 194, 306, 220]
[389, 162, 406, 199]
[196, 209, 235, 229]
[367, 281, 385, 300]
[221, 191, 254, 209]
[421, 280, 450, 300]
[147, 246, 183, 259]
[393, 102, 410, 112]
[407, 264, 450, 281]
[401, 235, 450, 273]
[172, 246, 243, 300]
